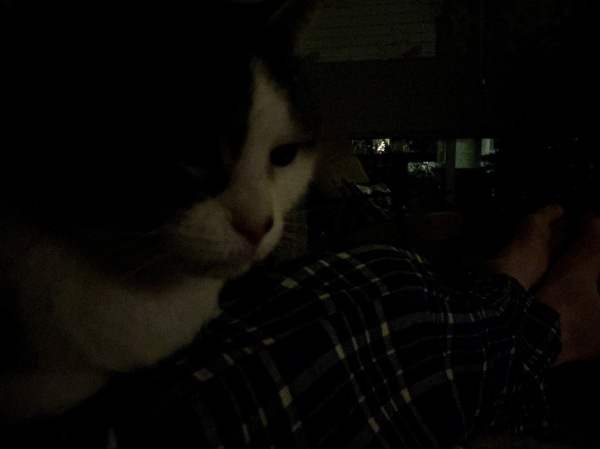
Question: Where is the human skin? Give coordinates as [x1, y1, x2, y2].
[487, 204, 600, 365]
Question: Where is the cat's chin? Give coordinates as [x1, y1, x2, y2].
[202, 246, 269, 279]
[183, 227, 281, 280]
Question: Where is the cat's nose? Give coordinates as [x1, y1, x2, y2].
[233, 216, 274, 246]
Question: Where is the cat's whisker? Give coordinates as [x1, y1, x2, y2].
[276, 234, 307, 248]
[118, 251, 177, 282]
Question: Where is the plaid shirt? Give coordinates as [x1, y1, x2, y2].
[8, 245, 561, 448]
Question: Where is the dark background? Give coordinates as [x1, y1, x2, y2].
[301, 2, 600, 446]
[303, 0, 599, 255]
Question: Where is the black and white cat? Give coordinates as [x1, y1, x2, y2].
[0, 0, 321, 420]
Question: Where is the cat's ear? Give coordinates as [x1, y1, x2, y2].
[227, 0, 324, 42]
[265, 0, 325, 42]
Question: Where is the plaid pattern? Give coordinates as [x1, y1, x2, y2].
[5, 245, 561, 448]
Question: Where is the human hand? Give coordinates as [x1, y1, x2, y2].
[485, 204, 568, 291]
[535, 212, 600, 365]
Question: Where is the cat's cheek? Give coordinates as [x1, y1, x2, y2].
[174, 200, 251, 270]
[276, 153, 316, 213]
[255, 216, 284, 261]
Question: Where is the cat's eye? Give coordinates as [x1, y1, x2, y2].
[270, 143, 300, 167]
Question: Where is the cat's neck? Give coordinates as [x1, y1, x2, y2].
[14, 236, 225, 371]
[2, 234, 225, 422]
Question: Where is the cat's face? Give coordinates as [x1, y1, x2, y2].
[0, 0, 321, 418]
[172, 61, 316, 280]
[1, 57, 317, 372]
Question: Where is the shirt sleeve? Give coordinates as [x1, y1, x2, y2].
[106, 245, 561, 448]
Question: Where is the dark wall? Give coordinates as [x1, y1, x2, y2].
[308, 0, 598, 140]
[310, 57, 484, 138]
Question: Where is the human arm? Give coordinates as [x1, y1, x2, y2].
[484, 204, 567, 291]
[483, 204, 600, 366]
[535, 212, 600, 365]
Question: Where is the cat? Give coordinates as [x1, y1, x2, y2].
[0, 0, 321, 421]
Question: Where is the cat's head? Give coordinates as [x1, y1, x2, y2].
[0, 0, 323, 416]
[1, 0, 322, 284]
